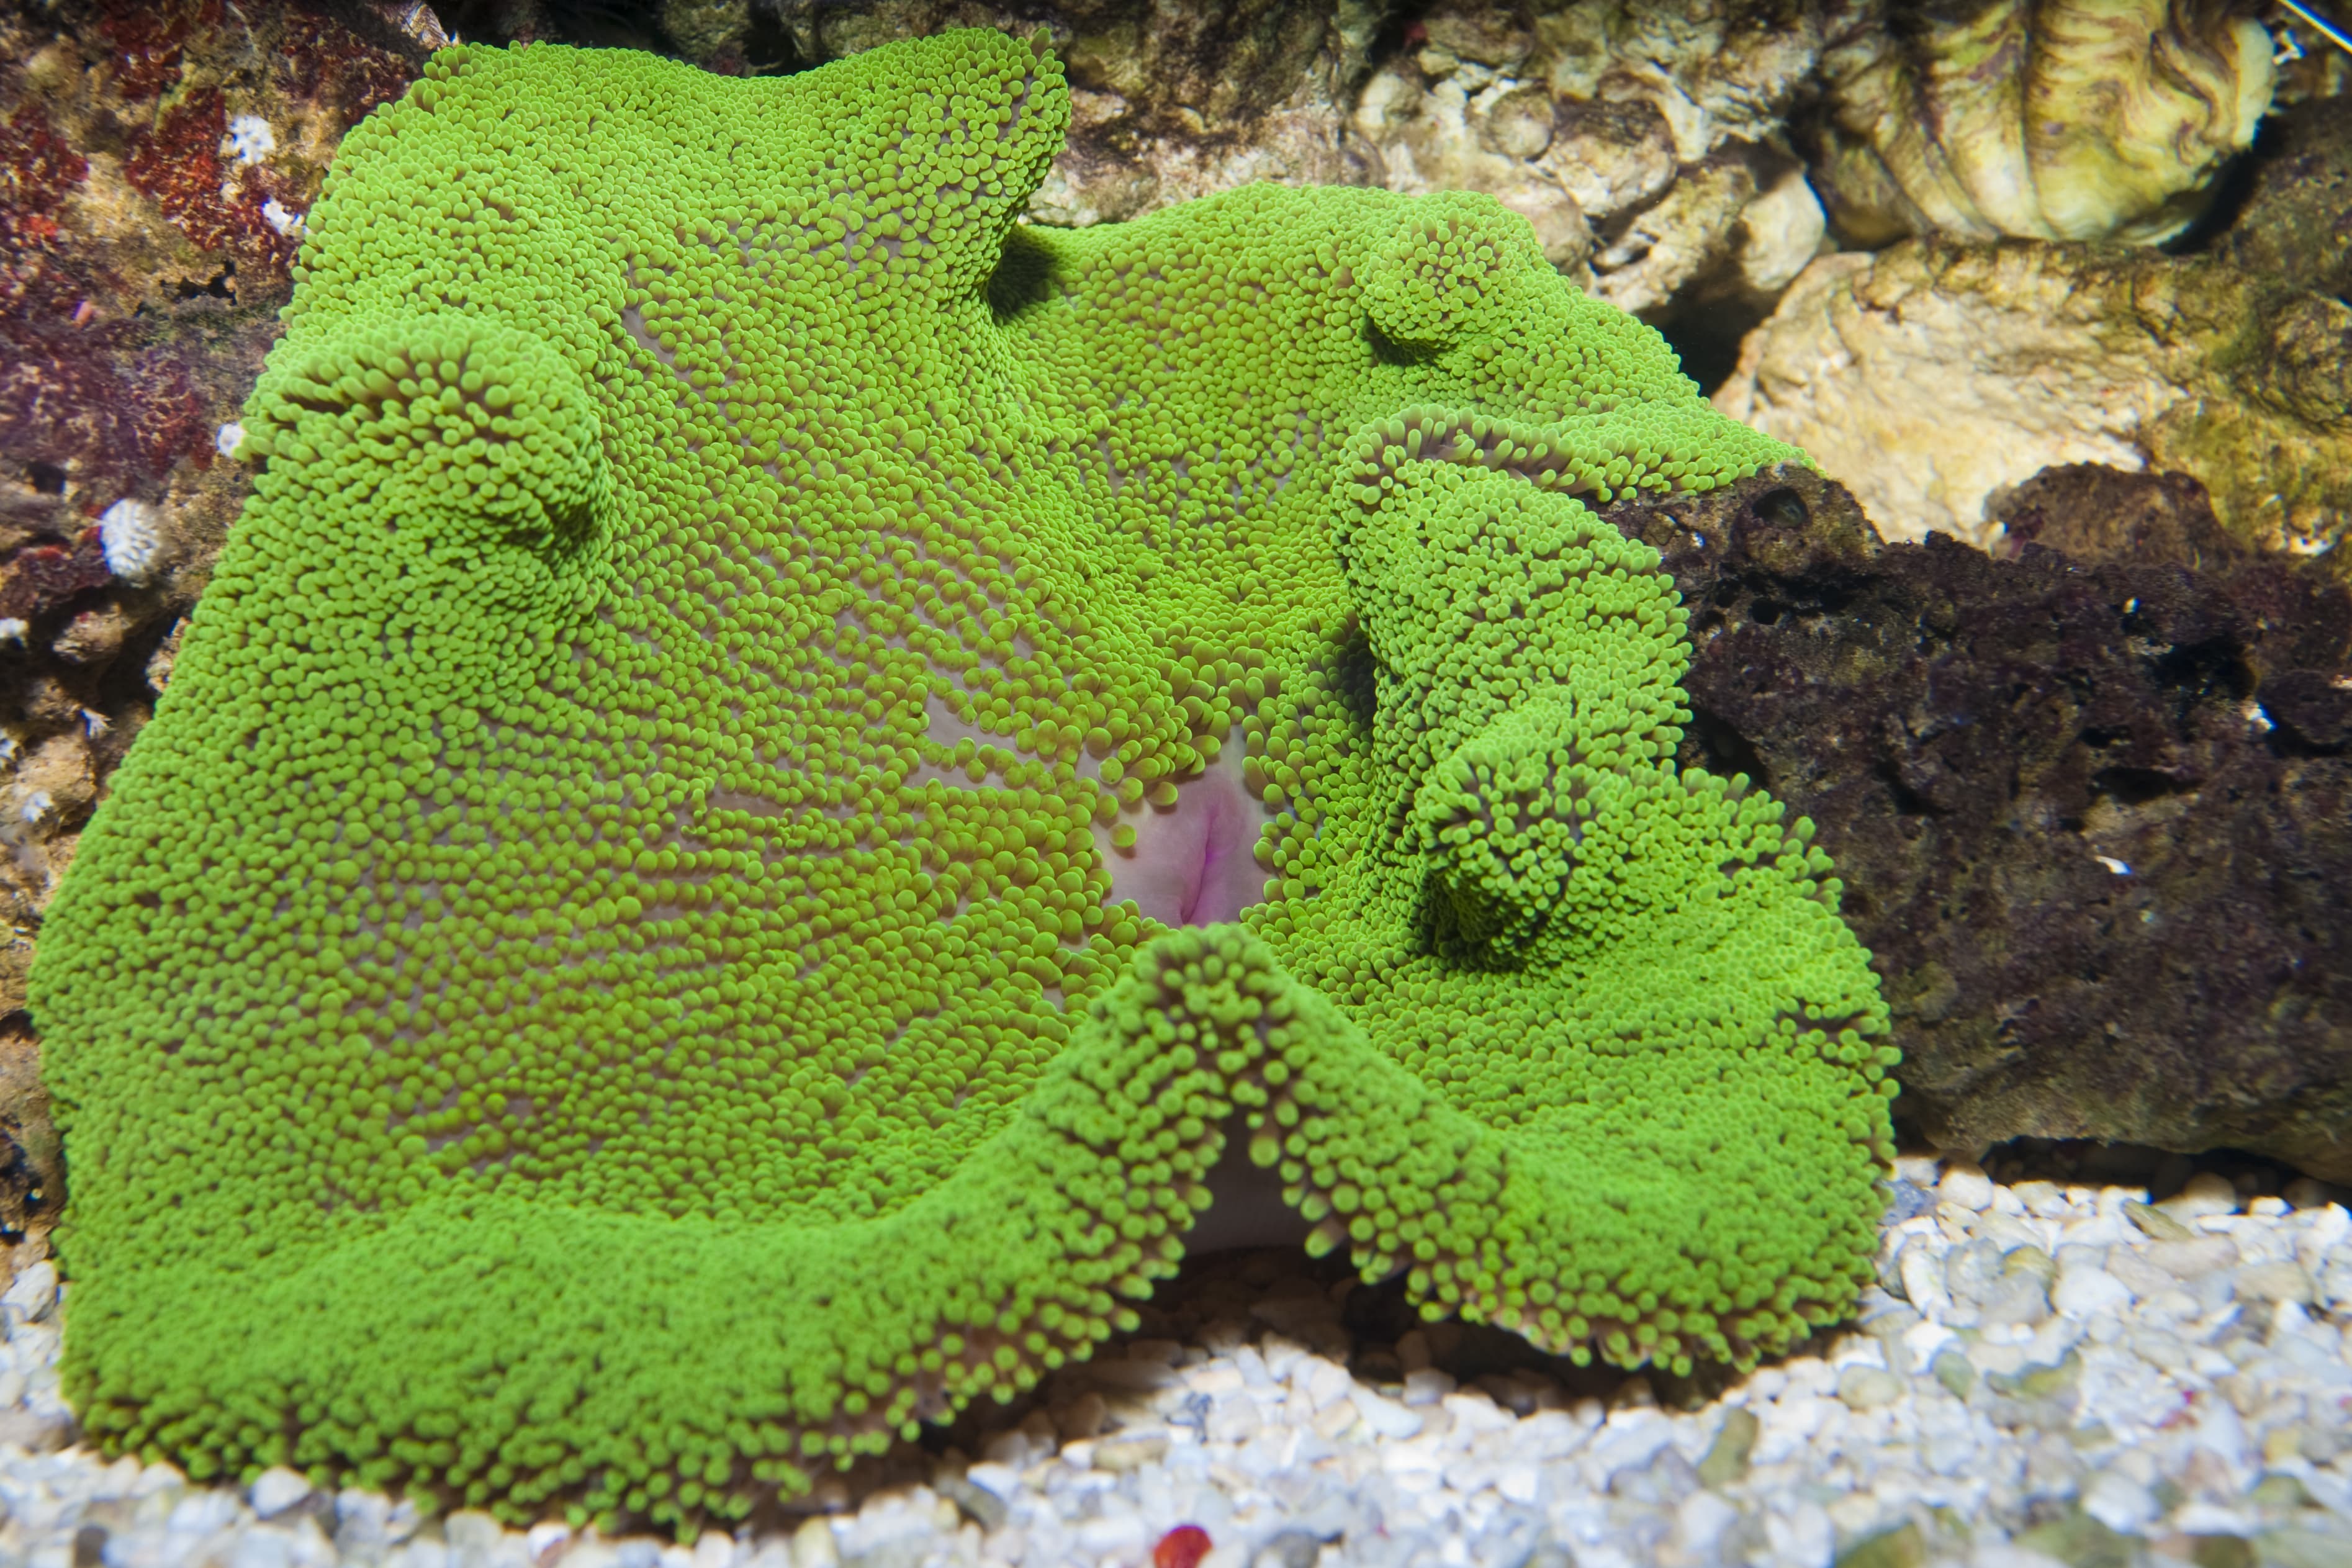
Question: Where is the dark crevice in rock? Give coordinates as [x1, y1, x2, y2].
[736, 2, 809, 74]
[1363, 0, 1440, 80]
[171, 264, 236, 302]
[2157, 107, 2281, 259]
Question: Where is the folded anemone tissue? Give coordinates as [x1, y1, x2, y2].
[27, 25, 1898, 1543]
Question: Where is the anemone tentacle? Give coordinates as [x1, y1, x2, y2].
[32, 32, 1891, 1535]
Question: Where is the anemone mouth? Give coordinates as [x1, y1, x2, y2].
[1096, 724, 1273, 931]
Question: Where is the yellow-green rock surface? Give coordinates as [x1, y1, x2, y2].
[30, 29, 1893, 1534]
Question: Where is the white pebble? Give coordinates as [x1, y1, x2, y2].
[1401, 1368, 1456, 1406]
[249, 1466, 312, 1518]
[169, 1489, 245, 1537]
[1900, 1318, 1958, 1374]
[1516, 1408, 1596, 1461]
[1674, 1489, 1741, 1557]
[2237, 1260, 2315, 1303]
[2052, 1264, 2135, 1317]
[233, 1528, 298, 1568]
[1299, 1356, 1353, 1410]
[2320, 1261, 2352, 1311]
[2173, 1503, 2260, 1537]
[1349, 1387, 1424, 1440]
[2298, 1202, 2350, 1251]
[1074, 1507, 1148, 1556]
[2081, 1471, 2159, 1533]
[1899, 1243, 1953, 1319]
[2058, 1211, 2130, 1248]
[524, 1523, 570, 1567]
[1940, 1165, 1994, 1210]
[1764, 1500, 1834, 1568]
[2162, 1173, 2239, 1219]
[694, 1532, 736, 1568]
[1, 1262, 57, 1330]
[788, 1518, 837, 1568]
[1836, 1367, 1904, 1412]
[1495, 1462, 1543, 1507]
[1186, 1363, 1245, 1397]
[1973, 1543, 2066, 1568]
[1204, 1391, 1263, 1441]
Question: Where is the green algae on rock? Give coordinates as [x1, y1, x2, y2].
[28, 29, 1894, 1533]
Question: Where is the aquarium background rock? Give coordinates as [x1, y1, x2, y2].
[0, 0, 443, 1277]
[1716, 97, 2352, 561]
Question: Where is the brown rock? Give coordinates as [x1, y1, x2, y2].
[780, 0, 1367, 230]
[1993, 466, 2250, 575]
[49, 601, 134, 666]
[1609, 464, 2352, 1179]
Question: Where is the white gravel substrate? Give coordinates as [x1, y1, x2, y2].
[2, 1151, 2350, 1568]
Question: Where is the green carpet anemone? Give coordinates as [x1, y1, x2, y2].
[29, 28, 1896, 1533]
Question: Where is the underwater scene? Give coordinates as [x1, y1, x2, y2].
[0, 1, 2346, 1566]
